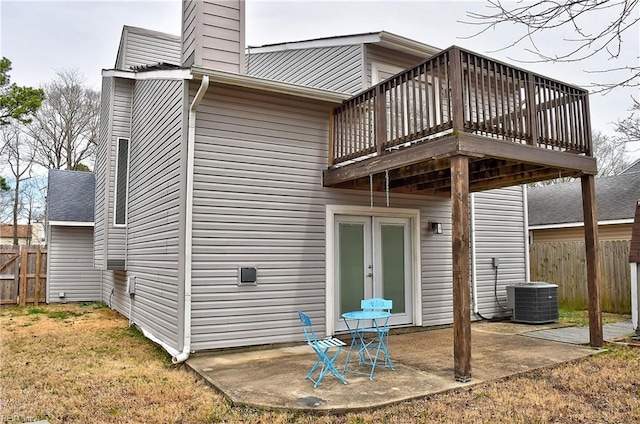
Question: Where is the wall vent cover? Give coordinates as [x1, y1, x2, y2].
[506, 282, 559, 324]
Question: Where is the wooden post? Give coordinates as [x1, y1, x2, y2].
[581, 174, 603, 347]
[328, 108, 335, 167]
[375, 84, 387, 156]
[34, 248, 41, 306]
[449, 48, 464, 136]
[526, 72, 539, 146]
[19, 247, 27, 306]
[451, 155, 471, 381]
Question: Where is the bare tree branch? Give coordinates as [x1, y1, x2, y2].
[28, 69, 99, 171]
[462, 0, 640, 91]
[1, 122, 36, 243]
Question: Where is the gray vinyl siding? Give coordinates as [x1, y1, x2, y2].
[473, 186, 527, 316]
[126, 78, 187, 352]
[48, 226, 101, 303]
[183, 0, 244, 71]
[365, 44, 426, 87]
[116, 27, 181, 71]
[200, 0, 244, 72]
[246, 45, 363, 94]
[190, 84, 452, 350]
[95, 77, 112, 269]
[101, 270, 129, 317]
[181, 0, 197, 65]
[107, 78, 132, 265]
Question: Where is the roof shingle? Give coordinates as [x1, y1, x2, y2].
[528, 173, 640, 226]
[47, 169, 95, 223]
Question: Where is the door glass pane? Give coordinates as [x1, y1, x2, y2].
[381, 224, 405, 314]
[339, 223, 365, 314]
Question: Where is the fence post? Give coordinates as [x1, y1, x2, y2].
[19, 247, 27, 306]
[34, 248, 42, 306]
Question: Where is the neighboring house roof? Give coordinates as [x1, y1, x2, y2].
[630, 201, 640, 262]
[47, 169, 95, 223]
[622, 158, 640, 175]
[247, 31, 441, 58]
[528, 173, 640, 227]
[0, 224, 32, 239]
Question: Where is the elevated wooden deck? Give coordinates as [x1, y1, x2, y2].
[324, 46, 597, 195]
[323, 46, 603, 382]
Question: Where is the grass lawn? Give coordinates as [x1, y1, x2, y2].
[558, 308, 630, 327]
[1, 303, 639, 423]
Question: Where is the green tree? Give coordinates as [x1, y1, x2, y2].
[0, 57, 44, 125]
[1, 57, 43, 196]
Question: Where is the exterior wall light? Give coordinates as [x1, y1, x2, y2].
[431, 222, 443, 234]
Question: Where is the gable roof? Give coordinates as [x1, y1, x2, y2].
[528, 173, 640, 227]
[630, 201, 640, 262]
[622, 158, 640, 175]
[247, 31, 441, 58]
[47, 169, 95, 223]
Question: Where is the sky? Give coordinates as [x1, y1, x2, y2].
[1, 0, 639, 159]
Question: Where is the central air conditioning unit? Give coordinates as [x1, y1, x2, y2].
[506, 282, 559, 324]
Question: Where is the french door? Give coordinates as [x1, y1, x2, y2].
[334, 215, 413, 331]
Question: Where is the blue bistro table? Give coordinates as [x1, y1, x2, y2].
[341, 310, 393, 380]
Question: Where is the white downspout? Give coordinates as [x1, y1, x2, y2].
[470, 193, 479, 315]
[523, 184, 531, 282]
[172, 75, 210, 364]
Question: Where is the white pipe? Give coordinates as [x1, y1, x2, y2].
[631, 263, 638, 332]
[522, 184, 531, 282]
[470, 193, 478, 314]
[172, 75, 210, 364]
[142, 326, 181, 359]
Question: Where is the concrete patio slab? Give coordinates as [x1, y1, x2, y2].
[186, 322, 598, 412]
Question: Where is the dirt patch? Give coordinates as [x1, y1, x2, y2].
[1, 304, 639, 423]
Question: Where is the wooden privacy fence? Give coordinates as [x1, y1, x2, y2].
[0, 245, 47, 305]
[530, 240, 630, 314]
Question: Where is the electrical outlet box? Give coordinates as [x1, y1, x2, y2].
[492, 257, 500, 268]
[126, 276, 136, 295]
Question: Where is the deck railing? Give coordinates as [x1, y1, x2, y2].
[329, 46, 592, 166]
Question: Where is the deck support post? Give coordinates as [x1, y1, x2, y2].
[581, 174, 603, 347]
[451, 154, 471, 381]
[449, 47, 464, 135]
[526, 72, 538, 146]
[375, 84, 387, 156]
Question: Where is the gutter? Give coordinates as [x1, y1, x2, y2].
[190, 67, 348, 104]
[172, 75, 210, 364]
[523, 185, 531, 281]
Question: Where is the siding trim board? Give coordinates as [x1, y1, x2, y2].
[50, 221, 94, 227]
[530, 219, 634, 230]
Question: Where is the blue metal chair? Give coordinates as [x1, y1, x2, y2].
[298, 311, 347, 388]
[358, 298, 394, 372]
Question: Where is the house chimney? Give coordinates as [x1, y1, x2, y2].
[182, 0, 245, 73]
